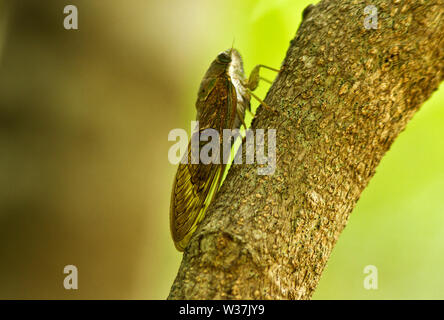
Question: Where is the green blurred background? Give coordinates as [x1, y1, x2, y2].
[0, 0, 442, 299]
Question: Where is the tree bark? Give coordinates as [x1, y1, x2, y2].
[168, 0, 444, 300]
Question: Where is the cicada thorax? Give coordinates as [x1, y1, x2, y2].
[170, 48, 251, 251]
[196, 49, 250, 133]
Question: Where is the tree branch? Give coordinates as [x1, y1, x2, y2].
[169, 0, 444, 299]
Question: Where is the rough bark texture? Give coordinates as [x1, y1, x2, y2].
[169, 0, 444, 300]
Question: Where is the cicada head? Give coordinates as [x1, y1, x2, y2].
[216, 49, 232, 64]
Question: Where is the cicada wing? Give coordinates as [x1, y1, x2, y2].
[197, 77, 239, 133]
[170, 76, 239, 252]
[170, 141, 225, 252]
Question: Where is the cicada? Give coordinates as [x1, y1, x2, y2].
[170, 48, 279, 251]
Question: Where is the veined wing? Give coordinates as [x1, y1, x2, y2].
[170, 143, 224, 251]
[170, 76, 238, 251]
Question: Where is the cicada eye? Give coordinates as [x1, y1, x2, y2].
[217, 52, 231, 64]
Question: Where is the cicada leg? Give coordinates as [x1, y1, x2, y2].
[246, 65, 281, 114]
[259, 77, 273, 85]
[247, 90, 278, 114]
[247, 64, 281, 91]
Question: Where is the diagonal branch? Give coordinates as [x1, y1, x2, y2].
[168, 0, 444, 300]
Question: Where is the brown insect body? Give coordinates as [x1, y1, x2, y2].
[170, 48, 251, 251]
